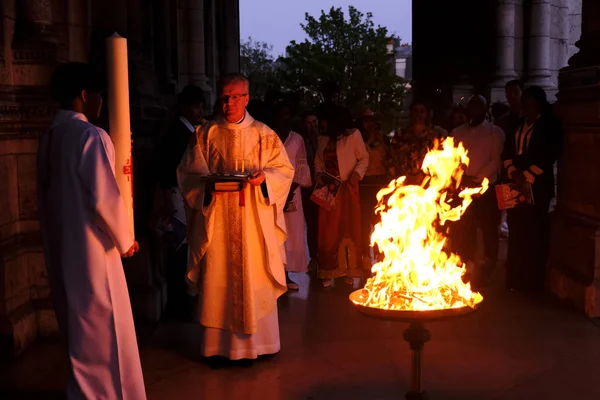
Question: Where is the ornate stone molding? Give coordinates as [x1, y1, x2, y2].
[12, 42, 57, 65]
[0, 86, 55, 139]
[14, 0, 56, 44]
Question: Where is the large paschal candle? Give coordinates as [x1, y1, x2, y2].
[106, 33, 135, 236]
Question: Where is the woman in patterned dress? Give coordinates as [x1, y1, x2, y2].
[315, 106, 369, 288]
[390, 100, 448, 184]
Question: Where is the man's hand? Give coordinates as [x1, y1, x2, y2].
[286, 191, 296, 203]
[350, 171, 361, 185]
[248, 171, 266, 186]
[121, 241, 140, 258]
[205, 180, 215, 194]
[512, 170, 527, 185]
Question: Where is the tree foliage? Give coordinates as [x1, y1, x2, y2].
[240, 37, 277, 100]
[278, 6, 405, 131]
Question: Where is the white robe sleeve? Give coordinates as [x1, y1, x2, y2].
[293, 134, 312, 187]
[78, 128, 134, 254]
[261, 131, 294, 210]
[352, 129, 370, 179]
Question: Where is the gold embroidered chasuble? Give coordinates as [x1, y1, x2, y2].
[177, 111, 294, 335]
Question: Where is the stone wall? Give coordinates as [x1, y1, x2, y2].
[0, 0, 66, 359]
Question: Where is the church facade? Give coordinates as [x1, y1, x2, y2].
[0, 0, 240, 359]
[3, 0, 600, 360]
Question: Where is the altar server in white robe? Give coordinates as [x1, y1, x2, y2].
[178, 74, 294, 361]
[271, 101, 313, 290]
[38, 62, 146, 399]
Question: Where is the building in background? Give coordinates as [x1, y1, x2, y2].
[389, 38, 412, 81]
[0, 0, 240, 359]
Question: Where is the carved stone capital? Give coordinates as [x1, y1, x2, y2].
[14, 0, 56, 44]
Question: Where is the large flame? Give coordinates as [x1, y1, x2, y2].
[357, 137, 486, 311]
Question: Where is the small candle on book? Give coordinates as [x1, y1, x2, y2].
[235, 159, 238, 171]
[206, 136, 210, 162]
[242, 159, 245, 173]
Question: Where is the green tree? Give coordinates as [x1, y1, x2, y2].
[240, 37, 277, 100]
[278, 6, 405, 132]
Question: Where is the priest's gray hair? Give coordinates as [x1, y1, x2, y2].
[217, 73, 250, 95]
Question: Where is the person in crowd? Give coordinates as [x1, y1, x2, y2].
[157, 84, 206, 320]
[272, 102, 312, 290]
[177, 74, 294, 364]
[496, 79, 524, 140]
[448, 103, 469, 131]
[300, 110, 320, 268]
[491, 102, 510, 123]
[451, 95, 505, 287]
[391, 100, 448, 184]
[496, 80, 525, 239]
[38, 62, 145, 399]
[356, 107, 390, 269]
[502, 86, 563, 292]
[315, 106, 369, 288]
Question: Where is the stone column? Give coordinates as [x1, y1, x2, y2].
[205, 0, 218, 109]
[187, 0, 210, 92]
[153, 0, 175, 85]
[218, 0, 240, 74]
[567, 0, 583, 59]
[490, 0, 518, 102]
[527, 0, 553, 87]
[548, 0, 600, 317]
[555, 0, 570, 70]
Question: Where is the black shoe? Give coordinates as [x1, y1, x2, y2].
[235, 358, 254, 368]
[204, 356, 231, 370]
[258, 351, 280, 361]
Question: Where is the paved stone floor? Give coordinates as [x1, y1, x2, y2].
[2, 260, 600, 399]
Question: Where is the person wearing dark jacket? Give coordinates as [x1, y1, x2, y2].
[495, 79, 524, 142]
[502, 86, 563, 292]
[158, 84, 206, 320]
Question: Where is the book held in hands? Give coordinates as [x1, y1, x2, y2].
[495, 182, 535, 210]
[310, 171, 342, 211]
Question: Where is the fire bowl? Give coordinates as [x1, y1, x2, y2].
[349, 289, 479, 322]
[349, 289, 481, 400]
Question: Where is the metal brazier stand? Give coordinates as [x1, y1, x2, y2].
[349, 290, 480, 400]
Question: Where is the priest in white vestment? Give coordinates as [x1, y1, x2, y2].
[38, 63, 146, 399]
[178, 74, 294, 361]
